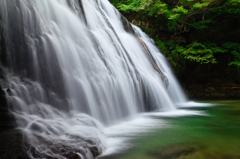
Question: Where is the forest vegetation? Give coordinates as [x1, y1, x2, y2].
[109, 0, 240, 98]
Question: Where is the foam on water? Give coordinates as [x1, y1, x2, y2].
[176, 101, 215, 107]
[102, 109, 205, 156]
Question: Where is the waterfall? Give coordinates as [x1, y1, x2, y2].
[0, 0, 187, 158]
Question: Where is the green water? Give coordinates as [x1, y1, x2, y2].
[105, 101, 240, 159]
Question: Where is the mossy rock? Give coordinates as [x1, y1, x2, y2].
[149, 143, 240, 159]
[149, 143, 200, 159]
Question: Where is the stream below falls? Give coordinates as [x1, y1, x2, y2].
[100, 100, 240, 159]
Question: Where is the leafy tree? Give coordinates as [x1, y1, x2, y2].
[222, 43, 240, 68]
[109, 0, 240, 74]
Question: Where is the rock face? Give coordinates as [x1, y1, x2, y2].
[0, 129, 30, 159]
[131, 20, 149, 28]
[0, 86, 15, 133]
[185, 82, 240, 99]
[0, 86, 24, 158]
[0, 85, 103, 159]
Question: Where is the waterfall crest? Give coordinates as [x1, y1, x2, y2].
[0, 0, 187, 158]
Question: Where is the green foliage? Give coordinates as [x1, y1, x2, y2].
[155, 40, 187, 74]
[191, 2, 210, 11]
[155, 40, 240, 74]
[172, 6, 188, 14]
[109, 0, 240, 72]
[175, 42, 216, 64]
[110, 0, 151, 12]
[167, 21, 177, 31]
[155, 40, 169, 56]
[226, 0, 240, 5]
[222, 43, 240, 68]
[110, 0, 240, 30]
[189, 20, 213, 29]
[146, 1, 168, 16]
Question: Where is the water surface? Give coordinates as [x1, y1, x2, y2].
[101, 100, 240, 159]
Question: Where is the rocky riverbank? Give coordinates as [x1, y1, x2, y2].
[185, 85, 240, 100]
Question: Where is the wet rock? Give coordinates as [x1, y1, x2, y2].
[137, 21, 141, 26]
[89, 145, 102, 158]
[24, 135, 104, 159]
[131, 19, 137, 25]
[6, 88, 11, 93]
[66, 152, 83, 159]
[131, 19, 149, 28]
[0, 74, 4, 79]
[0, 86, 7, 109]
[0, 129, 30, 159]
[0, 131, 104, 159]
[0, 86, 15, 133]
[120, 15, 135, 34]
[0, 113, 15, 123]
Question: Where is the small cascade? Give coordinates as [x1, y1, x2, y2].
[0, 0, 187, 158]
[133, 26, 188, 104]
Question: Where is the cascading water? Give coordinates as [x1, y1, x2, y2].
[133, 27, 187, 104]
[0, 0, 187, 158]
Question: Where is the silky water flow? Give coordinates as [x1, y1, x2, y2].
[0, 0, 188, 158]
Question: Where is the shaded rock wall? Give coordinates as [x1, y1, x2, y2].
[0, 129, 30, 159]
[0, 86, 15, 133]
